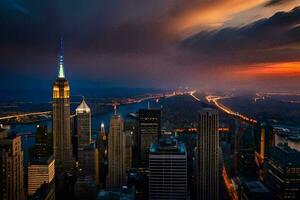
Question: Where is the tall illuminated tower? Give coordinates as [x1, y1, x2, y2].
[107, 107, 127, 188]
[196, 108, 219, 200]
[52, 38, 73, 173]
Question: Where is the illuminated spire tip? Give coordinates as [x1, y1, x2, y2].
[58, 37, 65, 78]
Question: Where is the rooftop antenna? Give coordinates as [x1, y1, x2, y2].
[58, 37, 65, 78]
[113, 103, 117, 115]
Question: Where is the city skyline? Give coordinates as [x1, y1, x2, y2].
[1, 1, 300, 200]
[1, 1, 300, 91]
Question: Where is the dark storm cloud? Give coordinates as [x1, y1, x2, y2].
[1, 0, 300, 91]
[264, 0, 295, 7]
[181, 6, 300, 65]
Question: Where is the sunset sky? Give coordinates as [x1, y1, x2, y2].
[1, 0, 300, 92]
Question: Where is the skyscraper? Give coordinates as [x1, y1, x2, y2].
[137, 108, 161, 163]
[76, 98, 91, 150]
[124, 130, 132, 177]
[196, 108, 219, 200]
[32, 125, 53, 159]
[107, 112, 127, 188]
[52, 39, 73, 173]
[78, 143, 99, 185]
[264, 143, 300, 199]
[28, 156, 55, 196]
[0, 129, 24, 200]
[97, 123, 108, 187]
[149, 137, 187, 200]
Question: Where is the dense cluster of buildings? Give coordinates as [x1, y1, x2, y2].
[0, 43, 300, 200]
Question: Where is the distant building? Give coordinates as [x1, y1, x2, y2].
[128, 168, 148, 199]
[78, 143, 99, 186]
[97, 187, 135, 200]
[32, 125, 53, 159]
[137, 109, 161, 163]
[0, 129, 24, 200]
[238, 126, 256, 176]
[149, 137, 187, 200]
[124, 130, 132, 175]
[28, 156, 55, 196]
[74, 176, 97, 200]
[52, 40, 73, 173]
[76, 98, 91, 150]
[240, 181, 271, 200]
[29, 181, 55, 200]
[97, 123, 108, 187]
[196, 108, 219, 200]
[107, 113, 127, 188]
[264, 143, 300, 199]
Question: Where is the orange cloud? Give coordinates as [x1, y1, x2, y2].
[233, 62, 300, 79]
[171, 0, 265, 35]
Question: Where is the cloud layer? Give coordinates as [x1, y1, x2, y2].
[0, 0, 300, 91]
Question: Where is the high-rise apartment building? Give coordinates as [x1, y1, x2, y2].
[0, 129, 24, 200]
[149, 137, 187, 200]
[52, 40, 73, 173]
[28, 156, 55, 196]
[76, 98, 91, 150]
[196, 108, 219, 200]
[137, 109, 161, 162]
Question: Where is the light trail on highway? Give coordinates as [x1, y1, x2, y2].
[189, 90, 200, 102]
[222, 166, 238, 200]
[206, 95, 257, 124]
[0, 111, 52, 120]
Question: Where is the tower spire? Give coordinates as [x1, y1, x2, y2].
[58, 37, 65, 78]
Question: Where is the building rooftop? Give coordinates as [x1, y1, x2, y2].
[270, 143, 300, 166]
[97, 187, 135, 200]
[150, 136, 186, 154]
[29, 155, 54, 165]
[243, 181, 270, 194]
[76, 98, 91, 113]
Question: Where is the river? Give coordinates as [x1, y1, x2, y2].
[7, 99, 160, 166]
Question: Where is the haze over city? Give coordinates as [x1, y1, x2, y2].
[1, 0, 300, 91]
[1, 1, 300, 200]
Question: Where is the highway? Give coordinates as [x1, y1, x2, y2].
[0, 111, 51, 120]
[222, 166, 238, 200]
[206, 95, 257, 124]
[189, 90, 200, 102]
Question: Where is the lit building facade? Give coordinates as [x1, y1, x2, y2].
[107, 114, 127, 188]
[0, 129, 24, 200]
[52, 42, 73, 173]
[196, 108, 219, 200]
[149, 137, 187, 200]
[264, 144, 300, 199]
[76, 99, 91, 150]
[137, 109, 161, 163]
[28, 157, 55, 196]
[33, 125, 53, 158]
